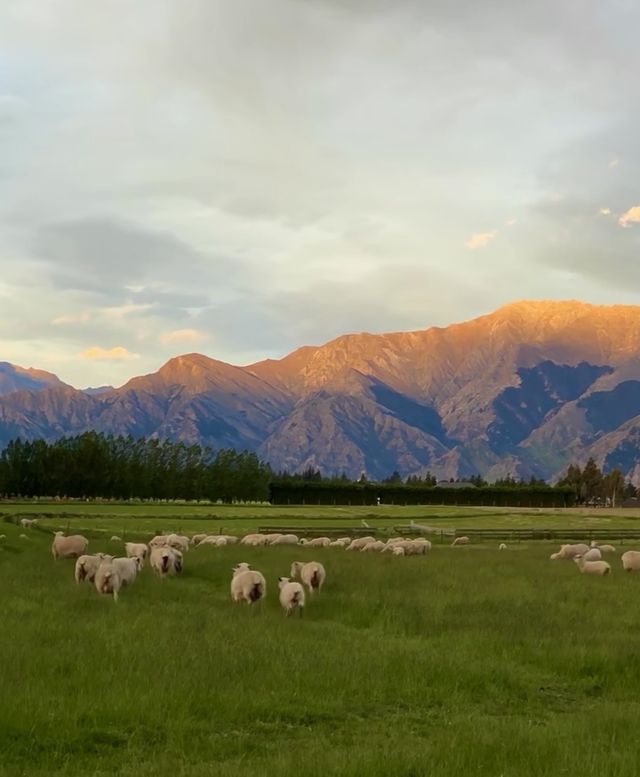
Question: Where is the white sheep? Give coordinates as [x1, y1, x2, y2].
[499, 543, 507, 550]
[230, 563, 266, 605]
[411, 539, 432, 554]
[301, 537, 331, 548]
[149, 535, 170, 548]
[391, 546, 405, 556]
[361, 540, 386, 553]
[621, 550, 640, 572]
[583, 548, 602, 561]
[331, 537, 352, 548]
[110, 535, 122, 542]
[264, 533, 284, 545]
[597, 544, 616, 553]
[240, 533, 268, 546]
[551, 543, 590, 560]
[574, 556, 611, 576]
[278, 577, 305, 617]
[198, 535, 227, 547]
[51, 533, 89, 560]
[75, 554, 113, 583]
[451, 536, 470, 546]
[0, 534, 5, 540]
[345, 536, 376, 551]
[166, 534, 190, 552]
[150, 546, 183, 577]
[191, 534, 208, 546]
[271, 534, 299, 545]
[20, 518, 37, 528]
[19, 534, 29, 540]
[112, 556, 142, 587]
[125, 542, 148, 565]
[290, 561, 326, 594]
[94, 560, 122, 602]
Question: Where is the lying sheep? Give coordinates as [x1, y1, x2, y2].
[112, 556, 142, 587]
[451, 536, 470, 547]
[20, 534, 29, 540]
[0, 534, 5, 540]
[191, 534, 208, 546]
[391, 546, 405, 556]
[551, 543, 590, 560]
[52, 533, 89, 560]
[597, 544, 616, 553]
[75, 553, 113, 583]
[330, 537, 351, 548]
[361, 540, 386, 553]
[499, 543, 507, 550]
[271, 534, 299, 545]
[240, 533, 268, 546]
[125, 542, 148, 565]
[278, 577, 305, 617]
[264, 533, 284, 545]
[198, 535, 228, 547]
[621, 550, 640, 572]
[110, 535, 122, 542]
[290, 561, 326, 594]
[346, 536, 376, 551]
[150, 546, 183, 577]
[231, 563, 266, 605]
[574, 556, 611, 576]
[94, 560, 122, 602]
[583, 548, 602, 561]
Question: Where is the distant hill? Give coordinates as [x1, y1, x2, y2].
[3, 300, 640, 482]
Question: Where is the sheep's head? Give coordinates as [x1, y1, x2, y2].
[290, 561, 303, 578]
[278, 577, 290, 589]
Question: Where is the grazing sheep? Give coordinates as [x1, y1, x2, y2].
[240, 533, 268, 546]
[583, 548, 602, 561]
[391, 546, 405, 556]
[166, 534, 190, 552]
[451, 536, 470, 547]
[290, 561, 326, 594]
[264, 533, 284, 545]
[574, 556, 611, 576]
[346, 536, 376, 551]
[150, 546, 183, 577]
[411, 539, 432, 554]
[230, 563, 266, 605]
[278, 577, 305, 617]
[112, 556, 142, 587]
[621, 550, 640, 572]
[361, 540, 386, 553]
[94, 560, 122, 602]
[198, 535, 228, 547]
[20, 518, 37, 528]
[125, 542, 149, 565]
[499, 543, 507, 550]
[191, 534, 208, 546]
[75, 554, 113, 583]
[110, 535, 122, 542]
[301, 537, 331, 548]
[271, 534, 299, 545]
[330, 537, 351, 548]
[51, 533, 89, 560]
[551, 543, 590, 560]
[597, 544, 616, 553]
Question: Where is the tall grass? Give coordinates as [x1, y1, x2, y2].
[2, 523, 640, 776]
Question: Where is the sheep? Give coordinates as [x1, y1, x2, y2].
[230, 563, 266, 605]
[411, 539, 432, 554]
[223, 535, 240, 545]
[75, 553, 113, 583]
[198, 535, 227, 547]
[0, 534, 5, 540]
[264, 533, 285, 545]
[451, 536, 470, 547]
[20, 518, 37, 528]
[301, 537, 331, 548]
[94, 560, 122, 602]
[290, 561, 326, 594]
[149, 535, 170, 548]
[621, 550, 640, 572]
[361, 540, 386, 553]
[51, 533, 89, 560]
[150, 546, 183, 577]
[331, 537, 352, 548]
[19, 534, 29, 540]
[125, 542, 149, 565]
[574, 556, 611, 576]
[499, 543, 508, 550]
[166, 534, 189, 552]
[110, 535, 122, 542]
[583, 548, 602, 561]
[240, 533, 268, 546]
[597, 544, 616, 553]
[555, 543, 590, 559]
[391, 546, 405, 556]
[271, 534, 299, 545]
[112, 556, 142, 587]
[191, 533, 208, 546]
[345, 536, 376, 551]
[278, 577, 305, 617]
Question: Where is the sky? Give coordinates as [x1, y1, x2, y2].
[0, 0, 639, 388]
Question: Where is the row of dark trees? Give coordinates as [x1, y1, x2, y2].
[0, 433, 271, 502]
[0, 432, 635, 505]
[556, 459, 635, 506]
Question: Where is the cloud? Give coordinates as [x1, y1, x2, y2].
[608, 158, 620, 169]
[79, 346, 140, 361]
[618, 206, 640, 228]
[465, 230, 498, 250]
[505, 218, 517, 226]
[52, 311, 91, 325]
[159, 328, 208, 345]
[598, 207, 611, 216]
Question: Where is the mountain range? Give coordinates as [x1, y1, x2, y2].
[3, 300, 640, 483]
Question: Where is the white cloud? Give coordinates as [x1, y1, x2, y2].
[465, 230, 498, 250]
[79, 346, 140, 361]
[505, 218, 517, 226]
[52, 311, 91, 325]
[159, 328, 208, 345]
[618, 206, 640, 228]
[598, 207, 611, 216]
[608, 158, 620, 169]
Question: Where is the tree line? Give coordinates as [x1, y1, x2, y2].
[0, 433, 634, 505]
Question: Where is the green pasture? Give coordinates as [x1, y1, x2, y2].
[2, 515, 640, 776]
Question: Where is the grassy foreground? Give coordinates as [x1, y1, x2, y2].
[3, 519, 640, 776]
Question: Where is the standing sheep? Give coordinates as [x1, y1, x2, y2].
[150, 546, 183, 578]
[574, 556, 611, 576]
[75, 554, 113, 583]
[230, 563, 266, 606]
[621, 550, 640, 572]
[278, 577, 305, 617]
[94, 560, 122, 602]
[52, 533, 89, 560]
[112, 556, 142, 587]
[290, 561, 326, 594]
[125, 542, 148, 565]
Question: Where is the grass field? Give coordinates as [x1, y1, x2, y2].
[3, 510, 640, 776]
